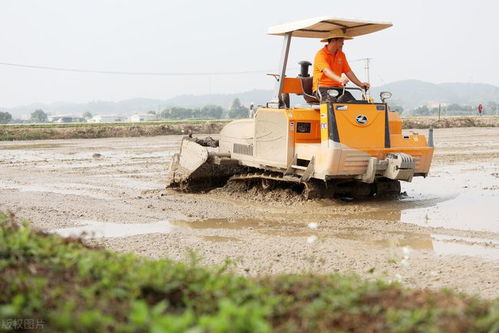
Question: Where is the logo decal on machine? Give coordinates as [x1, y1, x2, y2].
[355, 114, 368, 125]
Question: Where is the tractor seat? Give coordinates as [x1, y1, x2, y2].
[300, 77, 320, 104]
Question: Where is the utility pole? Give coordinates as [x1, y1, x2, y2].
[364, 58, 371, 84]
[352, 58, 372, 84]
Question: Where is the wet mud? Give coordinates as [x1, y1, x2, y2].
[0, 128, 498, 298]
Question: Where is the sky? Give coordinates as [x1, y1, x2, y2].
[0, 0, 497, 107]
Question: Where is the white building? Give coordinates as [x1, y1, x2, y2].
[128, 113, 157, 122]
[88, 115, 127, 123]
[48, 115, 85, 123]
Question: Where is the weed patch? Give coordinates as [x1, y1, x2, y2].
[0, 212, 497, 332]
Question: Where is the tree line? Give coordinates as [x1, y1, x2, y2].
[157, 99, 249, 120]
[0, 98, 251, 124]
[0, 109, 51, 124]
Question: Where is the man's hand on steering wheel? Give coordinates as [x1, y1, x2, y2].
[360, 82, 370, 90]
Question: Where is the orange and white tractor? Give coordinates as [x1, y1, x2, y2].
[167, 17, 434, 198]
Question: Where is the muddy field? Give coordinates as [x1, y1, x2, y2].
[0, 127, 498, 299]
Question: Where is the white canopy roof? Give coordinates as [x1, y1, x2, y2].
[267, 16, 392, 38]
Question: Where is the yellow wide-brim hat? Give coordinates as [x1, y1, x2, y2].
[320, 29, 354, 42]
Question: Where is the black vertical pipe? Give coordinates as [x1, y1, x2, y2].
[384, 105, 391, 148]
[328, 102, 340, 143]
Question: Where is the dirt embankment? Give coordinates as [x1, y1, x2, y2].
[1, 116, 498, 141]
[0, 121, 227, 141]
[403, 116, 499, 129]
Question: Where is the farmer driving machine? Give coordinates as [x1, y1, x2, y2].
[166, 17, 434, 198]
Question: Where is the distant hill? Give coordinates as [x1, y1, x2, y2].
[3, 81, 499, 118]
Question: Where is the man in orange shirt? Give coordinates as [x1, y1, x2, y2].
[313, 29, 370, 102]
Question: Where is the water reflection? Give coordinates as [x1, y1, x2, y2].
[345, 162, 499, 233]
[401, 192, 499, 232]
[431, 234, 499, 261]
[174, 218, 499, 261]
[51, 219, 173, 238]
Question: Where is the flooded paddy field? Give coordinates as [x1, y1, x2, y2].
[0, 127, 498, 298]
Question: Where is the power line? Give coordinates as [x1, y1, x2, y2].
[0, 61, 272, 76]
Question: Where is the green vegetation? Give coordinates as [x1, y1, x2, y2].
[1, 213, 498, 332]
[29, 109, 48, 123]
[159, 105, 226, 120]
[0, 112, 12, 124]
[82, 111, 93, 120]
[157, 99, 250, 120]
[228, 98, 250, 119]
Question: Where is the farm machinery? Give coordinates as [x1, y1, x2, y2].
[166, 17, 434, 198]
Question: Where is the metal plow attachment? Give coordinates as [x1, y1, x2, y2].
[166, 138, 245, 192]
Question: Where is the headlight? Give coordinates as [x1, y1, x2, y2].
[327, 89, 340, 97]
[380, 91, 392, 102]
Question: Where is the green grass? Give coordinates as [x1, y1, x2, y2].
[0, 212, 498, 332]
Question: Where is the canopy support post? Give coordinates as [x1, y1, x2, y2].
[270, 33, 291, 109]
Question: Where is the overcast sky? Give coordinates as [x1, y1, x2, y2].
[0, 0, 497, 107]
